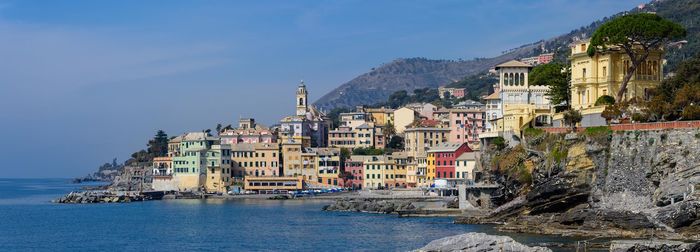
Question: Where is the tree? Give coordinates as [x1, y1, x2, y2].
[386, 135, 404, 150]
[601, 104, 623, 123]
[340, 148, 351, 161]
[147, 130, 169, 157]
[529, 63, 570, 107]
[594, 95, 616, 106]
[563, 109, 582, 130]
[588, 13, 686, 102]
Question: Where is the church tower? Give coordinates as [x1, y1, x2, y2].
[296, 80, 308, 116]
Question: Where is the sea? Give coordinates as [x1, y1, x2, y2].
[0, 178, 582, 251]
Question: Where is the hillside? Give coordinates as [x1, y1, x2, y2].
[314, 0, 699, 110]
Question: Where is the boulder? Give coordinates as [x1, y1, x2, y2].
[413, 232, 551, 252]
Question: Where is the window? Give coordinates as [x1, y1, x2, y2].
[582, 68, 587, 79]
[602, 66, 607, 77]
[580, 43, 586, 52]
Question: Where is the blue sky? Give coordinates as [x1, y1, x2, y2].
[0, 0, 642, 178]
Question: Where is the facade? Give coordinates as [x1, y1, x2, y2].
[244, 176, 303, 192]
[172, 132, 218, 191]
[453, 100, 485, 110]
[339, 111, 369, 129]
[426, 152, 436, 184]
[152, 156, 173, 176]
[428, 142, 473, 180]
[455, 152, 477, 181]
[313, 148, 342, 187]
[405, 103, 438, 119]
[391, 152, 409, 188]
[344, 157, 365, 189]
[393, 107, 419, 134]
[204, 144, 232, 193]
[231, 143, 280, 178]
[403, 126, 450, 158]
[362, 155, 397, 189]
[483, 84, 502, 132]
[365, 107, 394, 127]
[434, 108, 486, 146]
[415, 155, 428, 187]
[328, 127, 356, 149]
[220, 118, 277, 145]
[562, 39, 663, 127]
[438, 87, 467, 99]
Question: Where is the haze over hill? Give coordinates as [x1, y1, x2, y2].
[314, 0, 700, 110]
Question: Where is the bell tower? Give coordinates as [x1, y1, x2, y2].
[296, 80, 308, 116]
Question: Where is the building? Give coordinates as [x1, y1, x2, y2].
[339, 111, 369, 129]
[520, 53, 554, 66]
[230, 143, 280, 178]
[280, 81, 331, 147]
[483, 84, 502, 132]
[344, 157, 365, 189]
[313, 148, 342, 187]
[480, 60, 551, 143]
[364, 107, 394, 127]
[405, 102, 438, 119]
[455, 152, 477, 181]
[172, 132, 218, 191]
[220, 118, 277, 145]
[427, 142, 473, 180]
[393, 107, 419, 134]
[243, 176, 303, 192]
[152, 156, 172, 176]
[204, 144, 233, 193]
[433, 108, 485, 147]
[558, 39, 663, 127]
[391, 152, 409, 188]
[427, 152, 436, 185]
[438, 87, 467, 99]
[403, 125, 450, 158]
[415, 154, 428, 187]
[361, 155, 397, 189]
[328, 127, 356, 149]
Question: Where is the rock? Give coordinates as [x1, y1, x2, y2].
[655, 201, 700, 229]
[322, 199, 415, 214]
[610, 240, 698, 252]
[413, 232, 551, 252]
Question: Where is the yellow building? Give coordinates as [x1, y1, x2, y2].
[455, 152, 477, 181]
[416, 155, 429, 187]
[365, 107, 395, 127]
[204, 144, 232, 194]
[313, 148, 342, 187]
[403, 126, 450, 158]
[559, 39, 663, 126]
[391, 152, 409, 187]
[362, 155, 397, 189]
[231, 143, 280, 178]
[282, 141, 303, 177]
[426, 152, 436, 184]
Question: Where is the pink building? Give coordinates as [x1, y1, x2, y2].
[538, 53, 554, 65]
[343, 158, 364, 189]
[452, 88, 466, 98]
[434, 108, 485, 145]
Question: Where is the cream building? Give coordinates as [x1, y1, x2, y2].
[455, 152, 477, 181]
[393, 107, 419, 134]
[557, 39, 664, 126]
[204, 144, 232, 193]
[403, 126, 450, 158]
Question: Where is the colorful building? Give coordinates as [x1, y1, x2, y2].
[403, 125, 450, 158]
[204, 144, 232, 193]
[231, 143, 280, 178]
[220, 118, 277, 145]
[455, 152, 477, 181]
[361, 155, 397, 189]
[434, 108, 485, 147]
[415, 155, 429, 187]
[364, 107, 394, 127]
[558, 39, 663, 127]
[428, 142, 472, 180]
[393, 107, 419, 134]
[313, 148, 342, 187]
[279, 81, 331, 148]
[172, 132, 218, 191]
[391, 152, 409, 188]
[344, 157, 365, 189]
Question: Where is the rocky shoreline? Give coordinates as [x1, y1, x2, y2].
[53, 191, 153, 204]
[322, 198, 417, 214]
[412, 232, 551, 252]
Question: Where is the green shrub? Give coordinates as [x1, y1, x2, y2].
[492, 136, 506, 150]
[583, 126, 612, 143]
[523, 127, 545, 138]
[595, 95, 616, 106]
[660, 133, 668, 142]
[648, 138, 655, 145]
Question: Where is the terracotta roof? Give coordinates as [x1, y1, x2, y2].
[495, 60, 532, 69]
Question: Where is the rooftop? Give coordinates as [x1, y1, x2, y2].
[427, 142, 466, 153]
[495, 60, 532, 69]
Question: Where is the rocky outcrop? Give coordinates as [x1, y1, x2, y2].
[53, 191, 145, 204]
[470, 129, 700, 239]
[610, 240, 699, 252]
[413, 232, 551, 252]
[322, 198, 416, 214]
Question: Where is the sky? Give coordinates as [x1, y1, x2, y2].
[0, 0, 643, 178]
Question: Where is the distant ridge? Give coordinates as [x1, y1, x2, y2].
[314, 0, 699, 110]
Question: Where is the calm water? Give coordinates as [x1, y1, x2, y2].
[0, 179, 579, 251]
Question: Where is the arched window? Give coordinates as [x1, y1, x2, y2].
[514, 72, 519, 86]
[509, 73, 514, 86]
[503, 72, 509, 86]
[298, 97, 304, 106]
[520, 73, 525, 86]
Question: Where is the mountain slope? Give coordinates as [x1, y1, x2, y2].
[314, 0, 699, 110]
